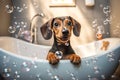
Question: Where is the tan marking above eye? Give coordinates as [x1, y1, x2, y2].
[63, 19, 73, 32]
[53, 19, 62, 28]
[64, 19, 73, 27]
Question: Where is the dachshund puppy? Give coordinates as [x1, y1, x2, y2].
[40, 16, 81, 65]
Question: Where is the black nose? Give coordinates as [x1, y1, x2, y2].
[62, 29, 69, 35]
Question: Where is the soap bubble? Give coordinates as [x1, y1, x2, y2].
[103, 18, 110, 25]
[93, 66, 98, 70]
[18, 8, 23, 12]
[55, 51, 63, 59]
[51, 75, 61, 80]
[3, 56, 7, 59]
[92, 57, 98, 63]
[103, 6, 110, 16]
[34, 65, 38, 68]
[4, 68, 11, 73]
[3, 56, 10, 63]
[3, 73, 10, 77]
[70, 73, 75, 77]
[14, 71, 20, 79]
[13, 62, 17, 67]
[3, 68, 11, 77]
[70, 73, 77, 80]
[23, 4, 28, 9]
[22, 62, 27, 67]
[107, 52, 115, 62]
[36, 74, 42, 80]
[47, 69, 53, 76]
[5, 5, 13, 13]
[111, 75, 116, 78]
[14, 21, 18, 25]
[85, 61, 90, 66]
[92, 19, 97, 28]
[8, 26, 16, 33]
[101, 75, 106, 79]
[88, 75, 91, 80]
[108, 58, 115, 62]
[94, 70, 100, 74]
[16, 25, 20, 28]
[25, 67, 30, 72]
[21, 21, 24, 25]
[93, 66, 100, 74]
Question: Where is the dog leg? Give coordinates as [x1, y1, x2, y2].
[47, 52, 59, 65]
[66, 54, 81, 64]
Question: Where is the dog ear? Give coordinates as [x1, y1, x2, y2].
[70, 16, 81, 37]
[40, 19, 53, 40]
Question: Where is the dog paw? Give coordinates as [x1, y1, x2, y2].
[68, 54, 81, 64]
[47, 52, 59, 65]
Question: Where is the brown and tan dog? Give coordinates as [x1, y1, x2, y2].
[40, 16, 81, 65]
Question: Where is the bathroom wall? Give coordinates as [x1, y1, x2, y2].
[38, 0, 110, 46]
[110, 0, 120, 38]
[110, 0, 120, 78]
[2, 0, 120, 40]
[0, 0, 11, 36]
[9, 0, 110, 46]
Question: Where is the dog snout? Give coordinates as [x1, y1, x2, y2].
[62, 28, 69, 36]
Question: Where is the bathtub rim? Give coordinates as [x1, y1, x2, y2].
[0, 44, 120, 63]
[0, 36, 120, 47]
[0, 36, 51, 48]
[0, 36, 120, 62]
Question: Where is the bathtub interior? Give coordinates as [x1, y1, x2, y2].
[0, 37, 120, 60]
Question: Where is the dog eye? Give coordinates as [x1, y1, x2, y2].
[54, 23, 59, 27]
[67, 21, 72, 26]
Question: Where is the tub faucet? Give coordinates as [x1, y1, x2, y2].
[31, 25, 37, 44]
[30, 13, 45, 44]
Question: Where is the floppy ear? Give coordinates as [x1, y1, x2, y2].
[70, 16, 81, 37]
[40, 19, 53, 40]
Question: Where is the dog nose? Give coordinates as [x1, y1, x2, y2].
[62, 29, 69, 35]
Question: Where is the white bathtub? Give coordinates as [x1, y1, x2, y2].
[0, 37, 120, 59]
[0, 37, 120, 80]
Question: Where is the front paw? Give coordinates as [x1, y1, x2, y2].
[47, 52, 59, 65]
[68, 54, 81, 64]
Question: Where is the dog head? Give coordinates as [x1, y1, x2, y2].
[40, 16, 81, 43]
